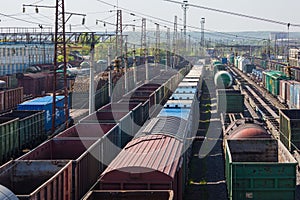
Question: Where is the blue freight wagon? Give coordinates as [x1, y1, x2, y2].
[222, 57, 228, 64]
[17, 96, 68, 132]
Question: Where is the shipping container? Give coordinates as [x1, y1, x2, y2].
[0, 160, 72, 200]
[0, 117, 19, 163]
[217, 89, 244, 113]
[279, 109, 300, 151]
[82, 190, 174, 200]
[0, 110, 45, 150]
[225, 139, 297, 200]
[17, 95, 68, 132]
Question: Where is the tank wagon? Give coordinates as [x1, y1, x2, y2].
[96, 65, 203, 200]
[211, 60, 233, 89]
[222, 115, 297, 200]
[214, 71, 233, 89]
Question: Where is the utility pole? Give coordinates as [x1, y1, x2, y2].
[107, 46, 112, 102]
[172, 15, 178, 68]
[116, 10, 123, 58]
[287, 23, 291, 65]
[89, 33, 95, 114]
[52, 0, 68, 134]
[155, 23, 160, 67]
[166, 27, 170, 71]
[201, 17, 205, 47]
[124, 35, 128, 92]
[188, 34, 191, 53]
[133, 44, 137, 85]
[141, 18, 148, 82]
[182, 0, 188, 51]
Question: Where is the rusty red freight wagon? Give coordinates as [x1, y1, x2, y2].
[55, 122, 118, 138]
[18, 137, 102, 200]
[0, 87, 23, 113]
[98, 134, 184, 200]
[0, 160, 72, 200]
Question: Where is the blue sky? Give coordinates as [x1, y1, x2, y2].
[1, 0, 299, 33]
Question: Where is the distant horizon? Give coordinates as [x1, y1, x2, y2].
[1, 0, 300, 33]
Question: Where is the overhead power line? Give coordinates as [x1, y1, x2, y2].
[96, 0, 269, 41]
[0, 12, 50, 26]
[164, 0, 300, 28]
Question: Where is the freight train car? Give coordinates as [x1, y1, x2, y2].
[0, 87, 23, 113]
[0, 65, 188, 200]
[0, 110, 45, 164]
[221, 114, 297, 200]
[225, 139, 297, 200]
[95, 65, 203, 200]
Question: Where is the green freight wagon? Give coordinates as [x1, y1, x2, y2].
[229, 55, 234, 66]
[217, 89, 244, 113]
[225, 139, 297, 200]
[0, 117, 19, 164]
[263, 70, 286, 96]
[279, 109, 300, 151]
[261, 60, 267, 69]
[0, 110, 45, 149]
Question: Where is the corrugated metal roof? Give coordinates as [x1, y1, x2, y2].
[182, 78, 200, 82]
[164, 99, 193, 108]
[0, 185, 18, 200]
[101, 134, 183, 180]
[170, 93, 195, 100]
[135, 116, 188, 139]
[19, 95, 64, 105]
[178, 82, 198, 88]
[158, 109, 191, 121]
[174, 88, 197, 94]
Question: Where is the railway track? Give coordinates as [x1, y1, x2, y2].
[228, 66, 283, 138]
[184, 69, 227, 200]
